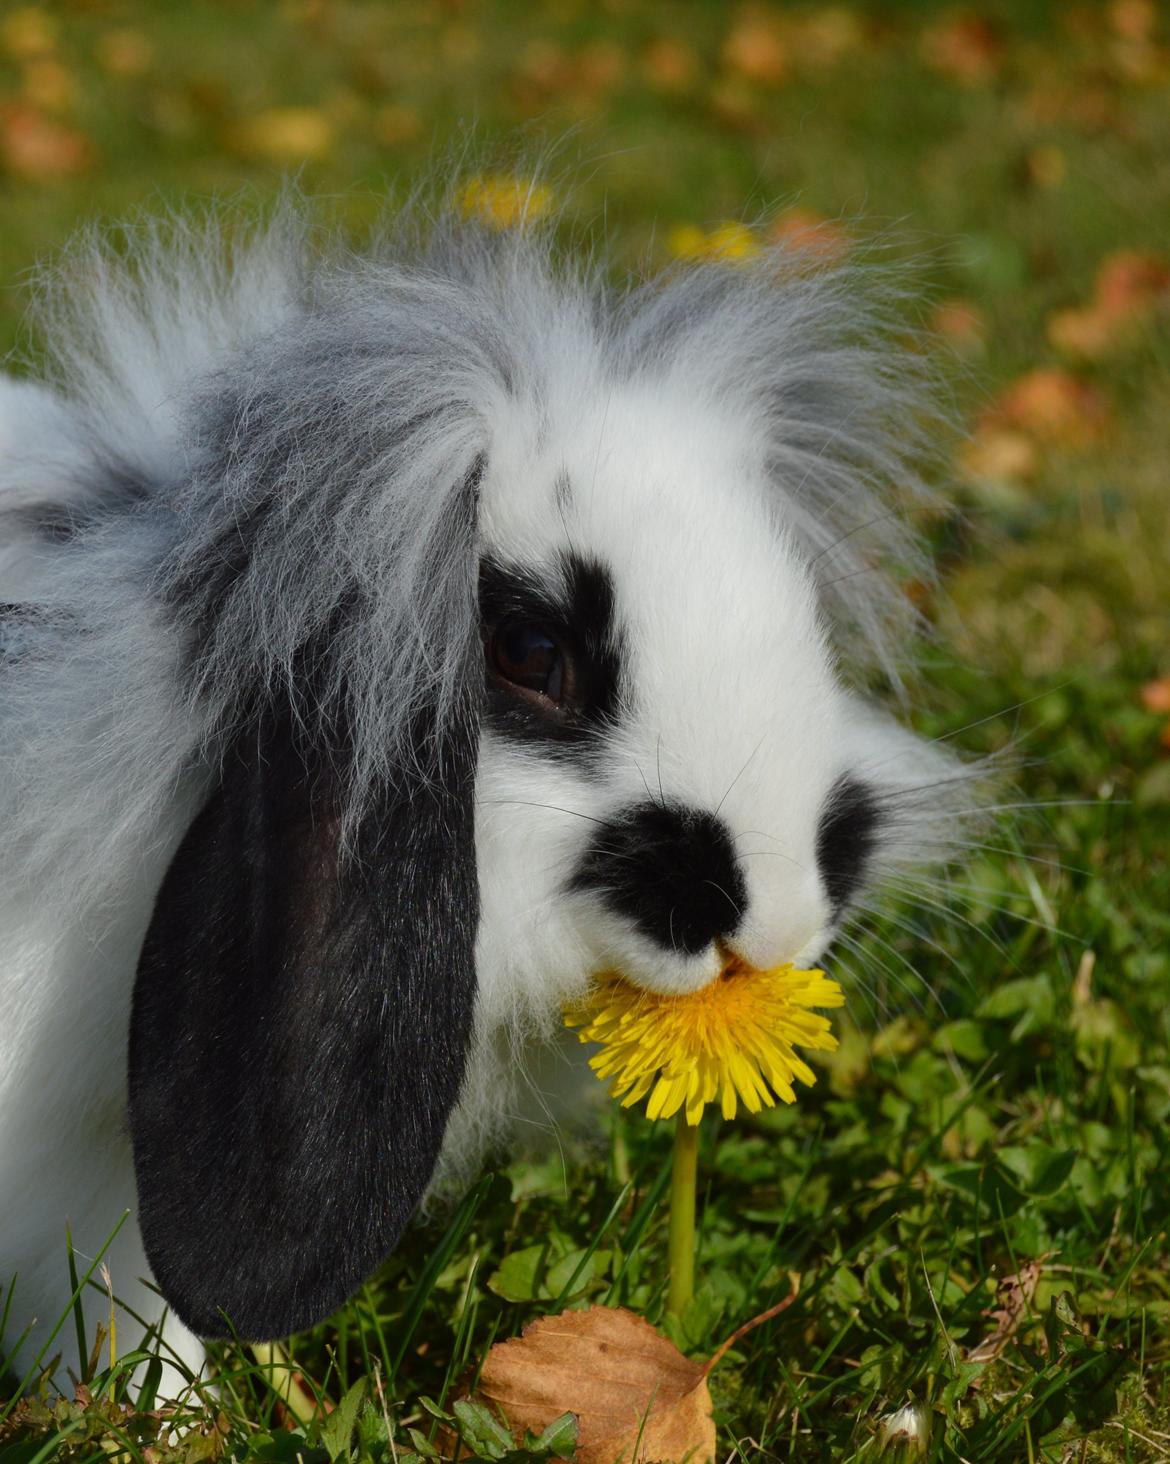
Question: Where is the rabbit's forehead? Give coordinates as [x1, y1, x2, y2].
[479, 387, 832, 678]
[477, 389, 844, 807]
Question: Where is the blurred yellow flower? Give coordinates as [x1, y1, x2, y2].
[232, 107, 334, 164]
[565, 960, 844, 1125]
[669, 221, 761, 263]
[459, 174, 553, 230]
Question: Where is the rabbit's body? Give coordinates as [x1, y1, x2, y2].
[1, 196, 970, 1392]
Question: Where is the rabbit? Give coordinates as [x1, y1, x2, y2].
[0, 188, 974, 1394]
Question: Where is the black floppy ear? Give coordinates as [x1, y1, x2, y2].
[128, 698, 479, 1341]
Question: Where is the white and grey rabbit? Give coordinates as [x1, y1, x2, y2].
[0, 188, 972, 1390]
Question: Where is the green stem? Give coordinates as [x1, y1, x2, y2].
[667, 1112, 699, 1319]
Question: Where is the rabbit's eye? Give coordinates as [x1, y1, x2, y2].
[489, 619, 570, 705]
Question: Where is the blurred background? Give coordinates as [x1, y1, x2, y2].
[0, 0, 1167, 711]
[2, 1, 1169, 1454]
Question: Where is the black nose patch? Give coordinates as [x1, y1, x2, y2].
[569, 801, 746, 955]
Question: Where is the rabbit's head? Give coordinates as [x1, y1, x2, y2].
[94, 210, 968, 1342]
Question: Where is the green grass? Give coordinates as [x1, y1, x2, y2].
[2, 0, 1170, 1459]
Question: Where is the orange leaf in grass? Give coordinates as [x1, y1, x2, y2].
[769, 207, 849, 262]
[1140, 678, 1170, 715]
[988, 369, 1109, 447]
[473, 1307, 715, 1464]
[465, 1290, 801, 1462]
[722, 9, 788, 85]
[0, 103, 91, 178]
[920, 14, 1004, 84]
[1049, 249, 1170, 358]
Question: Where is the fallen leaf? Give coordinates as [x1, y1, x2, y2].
[931, 297, 986, 352]
[789, 8, 862, 67]
[1108, 0, 1165, 79]
[1047, 305, 1120, 358]
[959, 427, 1037, 485]
[577, 39, 626, 92]
[1095, 249, 1170, 317]
[0, 102, 92, 178]
[768, 206, 849, 261]
[95, 28, 155, 78]
[510, 38, 624, 111]
[373, 103, 422, 146]
[1049, 249, 1170, 357]
[231, 106, 334, 163]
[988, 368, 1109, 446]
[967, 1257, 1050, 1369]
[920, 14, 1004, 84]
[465, 1288, 800, 1463]
[1, 6, 57, 60]
[642, 37, 698, 93]
[1140, 677, 1170, 714]
[21, 56, 77, 113]
[722, 8, 788, 85]
[472, 1307, 716, 1464]
[1110, 0, 1156, 42]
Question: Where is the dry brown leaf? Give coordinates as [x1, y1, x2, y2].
[21, 57, 77, 114]
[642, 38, 698, 93]
[1095, 249, 1170, 317]
[1, 6, 57, 60]
[920, 14, 1004, 84]
[0, 103, 92, 178]
[789, 8, 862, 67]
[1047, 305, 1118, 358]
[1111, 0, 1157, 42]
[959, 427, 1037, 485]
[473, 1307, 715, 1464]
[768, 207, 849, 262]
[1140, 678, 1170, 714]
[373, 103, 422, 146]
[1049, 249, 1170, 358]
[931, 297, 986, 353]
[722, 8, 788, 86]
[967, 1257, 1050, 1370]
[466, 1289, 800, 1463]
[95, 28, 154, 78]
[988, 369, 1109, 446]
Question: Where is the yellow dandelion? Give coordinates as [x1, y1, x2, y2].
[668, 220, 762, 263]
[565, 959, 845, 1126]
[458, 174, 553, 230]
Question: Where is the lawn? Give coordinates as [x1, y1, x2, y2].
[2, 1, 1169, 1459]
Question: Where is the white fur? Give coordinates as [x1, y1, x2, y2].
[0, 191, 974, 1393]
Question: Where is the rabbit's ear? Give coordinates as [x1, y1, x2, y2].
[127, 694, 479, 1341]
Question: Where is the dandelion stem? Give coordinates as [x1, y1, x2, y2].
[667, 1113, 699, 1318]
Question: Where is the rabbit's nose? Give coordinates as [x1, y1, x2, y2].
[569, 801, 746, 954]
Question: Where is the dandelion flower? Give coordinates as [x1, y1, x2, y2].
[459, 174, 553, 230]
[668, 220, 761, 262]
[565, 959, 845, 1126]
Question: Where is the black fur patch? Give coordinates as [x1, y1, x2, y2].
[479, 551, 624, 751]
[129, 694, 480, 1341]
[570, 801, 746, 955]
[817, 774, 883, 917]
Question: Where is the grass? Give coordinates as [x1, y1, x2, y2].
[2, 0, 1170, 1458]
